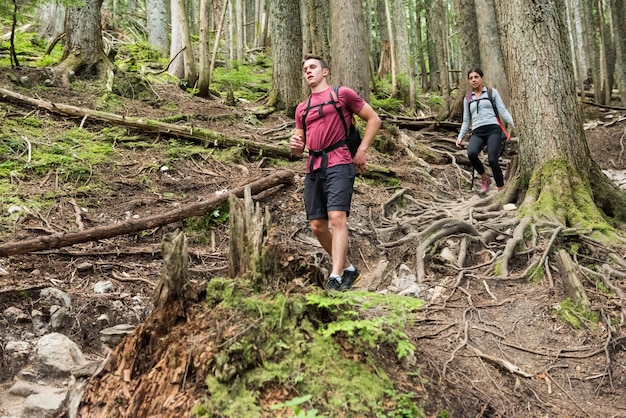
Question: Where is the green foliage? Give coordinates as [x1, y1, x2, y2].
[554, 298, 599, 329]
[183, 205, 230, 243]
[306, 291, 425, 359]
[194, 281, 426, 417]
[211, 60, 271, 102]
[0, 30, 62, 68]
[270, 395, 326, 418]
[525, 264, 545, 283]
[371, 96, 404, 113]
[166, 138, 212, 160]
[115, 41, 168, 74]
[375, 390, 425, 418]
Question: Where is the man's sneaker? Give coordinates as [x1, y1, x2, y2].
[480, 176, 492, 193]
[339, 268, 361, 291]
[325, 276, 342, 291]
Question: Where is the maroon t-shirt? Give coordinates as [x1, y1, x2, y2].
[295, 86, 365, 173]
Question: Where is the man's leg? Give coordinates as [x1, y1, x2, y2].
[328, 210, 349, 277]
[310, 216, 350, 276]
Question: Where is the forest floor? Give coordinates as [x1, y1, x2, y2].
[0, 66, 625, 417]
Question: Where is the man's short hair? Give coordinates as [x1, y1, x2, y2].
[303, 54, 328, 69]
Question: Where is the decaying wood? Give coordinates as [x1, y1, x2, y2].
[0, 169, 294, 257]
[78, 230, 194, 418]
[153, 229, 187, 309]
[555, 249, 591, 309]
[0, 87, 297, 160]
[229, 187, 269, 278]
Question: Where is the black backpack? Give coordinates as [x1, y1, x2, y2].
[301, 85, 362, 158]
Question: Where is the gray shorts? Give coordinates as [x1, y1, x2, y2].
[304, 164, 355, 220]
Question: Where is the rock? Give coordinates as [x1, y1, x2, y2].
[40, 288, 72, 309]
[49, 305, 68, 330]
[388, 264, 420, 296]
[76, 262, 93, 271]
[5, 341, 30, 354]
[439, 247, 457, 263]
[3, 306, 30, 323]
[93, 280, 115, 294]
[22, 387, 68, 418]
[34, 333, 87, 376]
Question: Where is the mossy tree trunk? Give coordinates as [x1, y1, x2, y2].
[496, 0, 626, 225]
[55, 0, 114, 82]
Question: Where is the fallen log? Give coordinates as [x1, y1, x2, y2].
[0, 87, 298, 161]
[0, 169, 294, 257]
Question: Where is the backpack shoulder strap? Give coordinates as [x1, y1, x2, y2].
[330, 85, 349, 136]
[301, 95, 313, 147]
[487, 88, 500, 118]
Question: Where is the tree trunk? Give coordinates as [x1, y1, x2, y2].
[566, 0, 587, 97]
[392, 0, 410, 101]
[169, 0, 185, 78]
[475, 0, 509, 104]
[424, 0, 439, 92]
[267, 0, 303, 116]
[434, 0, 451, 117]
[56, 0, 114, 81]
[301, 0, 331, 74]
[329, 0, 371, 101]
[146, 0, 169, 56]
[78, 230, 192, 418]
[197, 0, 211, 97]
[176, 0, 198, 87]
[414, 2, 429, 92]
[383, 0, 397, 97]
[496, 0, 626, 223]
[610, 0, 626, 105]
[34, 0, 65, 44]
[454, 0, 480, 72]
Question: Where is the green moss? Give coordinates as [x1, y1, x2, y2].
[493, 260, 503, 277]
[525, 264, 544, 283]
[195, 281, 426, 417]
[307, 291, 425, 359]
[522, 159, 617, 239]
[166, 138, 213, 160]
[554, 297, 599, 329]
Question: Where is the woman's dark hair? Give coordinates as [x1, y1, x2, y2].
[467, 68, 484, 78]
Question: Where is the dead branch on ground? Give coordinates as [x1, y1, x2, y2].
[0, 169, 294, 257]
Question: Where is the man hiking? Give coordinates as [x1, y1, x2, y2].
[289, 54, 381, 290]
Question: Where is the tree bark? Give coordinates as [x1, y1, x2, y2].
[56, 0, 114, 81]
[610, 0, 626, 106]
[496, 0, 626, 223]
[555, 249, 591, 309]
[475, 0, 509, 104]
[197, 0, 211, 97]
[329, 0, 371, 101]
[168, 0, 185, 79]
[454, 0, 481, 72]
[268, 0, 303, 116]
[79, 231, 193, 418]
[145, 0, 169, 55]
[0, 170, 294, 257]
[0, 87, 297, 160]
